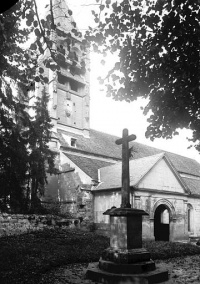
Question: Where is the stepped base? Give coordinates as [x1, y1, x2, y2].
[102, 247, 151, 264]
[85, 262, 169, 284]
[85, 208, 168, 283]
[99, 257, 156, 274]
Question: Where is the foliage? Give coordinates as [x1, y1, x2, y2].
[0, 0, 34, 211]
[0, 0, 57, 212]
[143, 240, 200, 259]
[0, 228, 200, 283]
[0, 228, 109, 283]
[88, 222, 97, 232]
[31, 0, 87, 80]
[26, 88, 57, 211]
[86, 0, 200, 149]
[0, 0, 91, 213]
[0, 1, 20, 14]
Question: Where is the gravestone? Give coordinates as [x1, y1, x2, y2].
[85, 129, 169, 283]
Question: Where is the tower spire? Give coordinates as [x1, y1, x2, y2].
[42, 0, 90, 137]
[49, 0, 79, 35]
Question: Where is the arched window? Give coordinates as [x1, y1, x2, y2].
[69, 46, 82, 63]
[187, 204, 194, 233]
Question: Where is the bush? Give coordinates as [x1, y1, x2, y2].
[1, 229, 200, 283]
[88, 222, 96, 232]
[0, 228, 109, 284]
[143, 240, 200, 260]
[196, 239, 200, 246]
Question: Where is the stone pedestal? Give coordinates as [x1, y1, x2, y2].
[85, 208, 168, 283]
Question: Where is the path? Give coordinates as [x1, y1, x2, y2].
[38, 254, 200, 284]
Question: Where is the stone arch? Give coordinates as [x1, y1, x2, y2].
[150, 199, 176, 241]
[150, 199, 176, 220]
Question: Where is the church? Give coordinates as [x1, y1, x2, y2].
[38, 0, 200, 242]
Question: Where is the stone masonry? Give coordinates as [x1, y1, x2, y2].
[0, 213, 80, 237]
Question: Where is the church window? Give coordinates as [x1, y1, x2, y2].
[71, 138, 76, 147]
[187, 204, 194, 233]
[188, 209, 191, 231]
[68, 51, 78, 62]
[69, 80, 78, 92]
[58, 44, 65, 55]
[58, 73, 67, 85]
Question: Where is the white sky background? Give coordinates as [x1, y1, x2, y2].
[36, 0, 200, 162]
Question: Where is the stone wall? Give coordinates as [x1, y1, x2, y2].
[0, 213, 80, 237]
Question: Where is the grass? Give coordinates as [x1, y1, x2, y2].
[143, 240, 200, 259]
[0, 228, 109, 284]
[1, 228, 200, 283]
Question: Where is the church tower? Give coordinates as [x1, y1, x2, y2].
[36, 0, 92, 216]
[39, 0, 90, 138]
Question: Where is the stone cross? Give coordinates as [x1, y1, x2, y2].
[116, 129, 136, 208]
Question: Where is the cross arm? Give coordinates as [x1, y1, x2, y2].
[115, 134, 136, 145]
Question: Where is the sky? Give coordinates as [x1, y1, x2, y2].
[37, 0, 200, 163]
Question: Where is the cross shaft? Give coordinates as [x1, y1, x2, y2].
[116, 129, 136, 208]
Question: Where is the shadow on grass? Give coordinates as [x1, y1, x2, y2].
[1, 228, 200, 283]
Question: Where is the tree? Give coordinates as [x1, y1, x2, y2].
[0, 0, 57, 212]
[0, 0, 87, 212]
[0, 0, 19, 14]
[0, 0, 35, 211]
[27, 88, 57, 211]
[0, 82, 29, 211]
[86, 0, 200, 151]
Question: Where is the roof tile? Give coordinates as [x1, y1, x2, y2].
[96, 153, 164, 190]
[58, 129, 200, 178]
[63, 152, 113, 180]
[181, 177, 200, 195]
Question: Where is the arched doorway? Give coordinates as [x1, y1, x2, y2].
[154, 204, 170, 241]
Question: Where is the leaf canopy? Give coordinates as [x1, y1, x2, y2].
[86, 0, 200, 149]
[0, 0, 56, 212]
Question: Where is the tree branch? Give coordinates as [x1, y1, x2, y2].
[33, 0, 57, 62]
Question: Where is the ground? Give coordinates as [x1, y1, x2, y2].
[38, 255, 200, 284]
[1, 228, 200, 284]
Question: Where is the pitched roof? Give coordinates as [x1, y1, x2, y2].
[96, 153, 192, 194]
[95, 153, 165, 191]
[130, 142, 200, 177]
[57, 128, 200, 178]
[57, 128, 122, 160]
[43, 0, 81, 41]
[164, 152, 200, 177]
[181, 177, 200, 196]
[63, 153, 113, 180]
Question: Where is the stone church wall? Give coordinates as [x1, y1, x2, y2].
[134, 191, 187, 241]
[42, 188, 94, 227]
[0, 213, 80, 237]
[92, 156, 200, 241]
[93, 189, 200, 241]
[44, 152, 94, 225]
[93, 190, 122, 224]
[187, 197, 200, 237]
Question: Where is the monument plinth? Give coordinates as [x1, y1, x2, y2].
[105, 207, 148, 250]
[85, 129, 168, 283]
